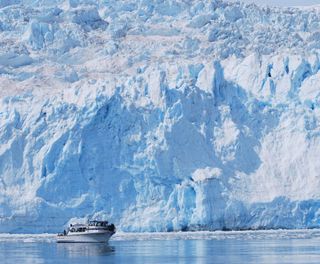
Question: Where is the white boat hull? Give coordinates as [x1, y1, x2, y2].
[57, 231, 114, 243]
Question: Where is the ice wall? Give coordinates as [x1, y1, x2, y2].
[1, 0, 320, 232]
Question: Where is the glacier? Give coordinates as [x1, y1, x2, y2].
[1, 0, 320, 233]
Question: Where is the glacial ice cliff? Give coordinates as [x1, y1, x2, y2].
[1, 0, 320, 233]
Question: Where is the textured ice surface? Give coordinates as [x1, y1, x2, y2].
[1, 0, 320, 233]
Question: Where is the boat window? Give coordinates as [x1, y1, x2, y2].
[88, 220, 109, 227]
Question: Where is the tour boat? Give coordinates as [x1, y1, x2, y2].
[57, 220, 115, 243]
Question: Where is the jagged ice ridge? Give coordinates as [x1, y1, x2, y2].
[1, 0, 320, 232]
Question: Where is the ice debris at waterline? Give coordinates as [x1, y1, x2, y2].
[1, 0, 320, 233]
[2, 229, 320, 243]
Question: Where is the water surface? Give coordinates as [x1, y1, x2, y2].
[1, 230, 320, 263]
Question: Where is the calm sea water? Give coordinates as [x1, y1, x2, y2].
[1, 230, 320, 264]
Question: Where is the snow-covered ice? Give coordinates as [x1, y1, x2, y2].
[1, 0, 320, 233]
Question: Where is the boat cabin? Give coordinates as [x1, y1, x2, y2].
[62, 220, 115, 234]
[69, 224, 87, 233]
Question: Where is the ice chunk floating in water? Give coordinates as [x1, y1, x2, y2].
[1, 0, 320, 233]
